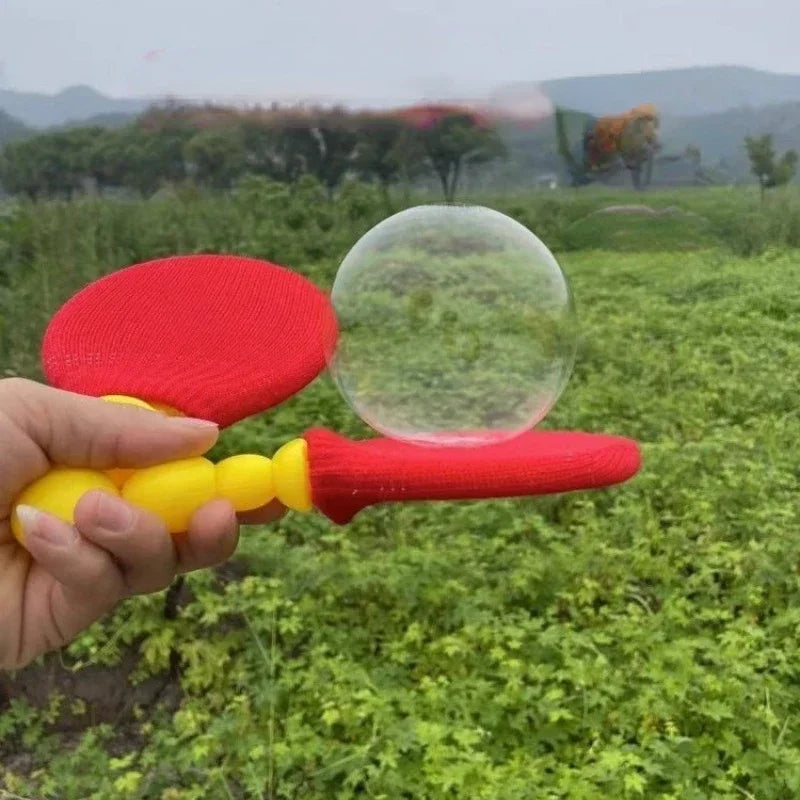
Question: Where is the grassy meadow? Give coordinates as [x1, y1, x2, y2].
[3, 180, 800, 798]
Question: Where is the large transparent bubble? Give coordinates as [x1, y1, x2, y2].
[564, 205, 716, 251]
[327, 205, 577, 446]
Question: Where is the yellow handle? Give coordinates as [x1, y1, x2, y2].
[10, 396, 312, 544]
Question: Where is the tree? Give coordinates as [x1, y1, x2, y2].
[402, 108, 506, 201]
[618, 112, 659, 190]
[306, 109, 359, 197]
[585, 105, 659, 190]
[0, 127, 105, 198]
[745, 134, 798, 199]
[90, 123, 191, 195]
[352, 114, 407, 196]
[240, 114, 316, 184]
[184, 128, 246, 189]
[556, 104, 660, 190]
[0, 139, 42, 198]
[684, 145, 701, 166]
[555, 107, 591, 187]
[683, 146, 711, 186]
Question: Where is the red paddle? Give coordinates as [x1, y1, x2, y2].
[306, 428, 641, 524]
[43, 254, 334, 427]
[35, 254, 641, 523]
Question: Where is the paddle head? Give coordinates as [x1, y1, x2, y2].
[42, 254, 336, 427]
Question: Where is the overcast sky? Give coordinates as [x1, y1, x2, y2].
[2, 0, 799, 102]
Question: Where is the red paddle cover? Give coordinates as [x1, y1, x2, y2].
[42, 255, 336, 427]
[306, 428, 642, 524]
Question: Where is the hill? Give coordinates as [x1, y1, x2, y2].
[532, 66, 800, 117]
[663, 101, 800, 177]
[0, 85, 150, 128]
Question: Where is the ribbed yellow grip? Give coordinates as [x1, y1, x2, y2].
[122, 454, 277, 532]
[9, 395, 312, 544]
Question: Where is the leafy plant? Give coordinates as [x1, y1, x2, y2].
[745, 134, 798, 200]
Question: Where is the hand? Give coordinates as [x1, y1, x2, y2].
[0, 378, 283, 670]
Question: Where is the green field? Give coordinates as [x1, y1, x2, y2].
[3, 181, 800, 798]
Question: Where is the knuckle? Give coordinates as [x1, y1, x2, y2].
[88, 423, 125, 470]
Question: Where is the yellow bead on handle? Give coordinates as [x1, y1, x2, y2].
[122, 454, 276, 532]
[122, 457, 218, 533]
[272, 438, 312, 511]
[215, 454, 273, 511]
[119, 445, 307, 533]
[11, 468, 120, 544]
[10, 396, 156, 542]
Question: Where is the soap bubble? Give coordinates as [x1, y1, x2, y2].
[327, 205, 577, 446]
[564, 204, 716, 251]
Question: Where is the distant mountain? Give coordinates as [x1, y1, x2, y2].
[532, 66, 800, 117]
[6, 65, 800, 131]
[3, 70, 798, 189]
[0, 85, 151, 128]
[0, 109, 30, 146]
[662, 101, 800, 178]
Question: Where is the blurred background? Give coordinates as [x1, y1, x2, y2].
[2, 0, 800, 199]
[3, 2, 800, 799]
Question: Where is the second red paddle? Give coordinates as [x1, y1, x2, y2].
[305, 428, 641, 524]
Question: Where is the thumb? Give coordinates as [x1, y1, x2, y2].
[3, 379, 219, 470]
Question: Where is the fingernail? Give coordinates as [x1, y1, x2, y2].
[16, 505, 78, 547]
[174, 417, 219, 431]
[94, 492, 135, 533]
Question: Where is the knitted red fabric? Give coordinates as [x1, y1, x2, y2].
[43, 255, 335, 427]
[306, 428, 642, 524]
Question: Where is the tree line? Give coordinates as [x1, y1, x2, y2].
[0, 103, 506, 201]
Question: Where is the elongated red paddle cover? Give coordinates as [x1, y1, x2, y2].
[306, 428, 642, 524]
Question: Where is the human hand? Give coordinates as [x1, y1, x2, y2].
[0, 378, 283, 670]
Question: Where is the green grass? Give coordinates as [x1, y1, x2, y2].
[3, 182, 800, 798]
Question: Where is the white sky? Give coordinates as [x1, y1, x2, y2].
[2, 0, 799, 101]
